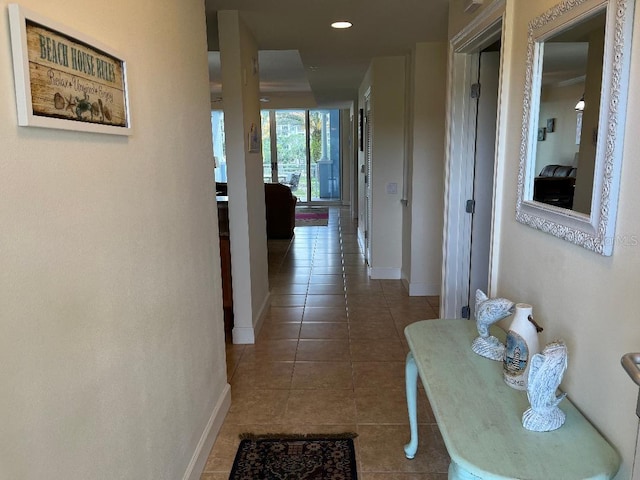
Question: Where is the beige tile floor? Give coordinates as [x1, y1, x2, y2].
[201, 207, 449, 480]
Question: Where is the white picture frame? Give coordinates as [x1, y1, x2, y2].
[515, 0, 635, 256]
[7, 4, 132, 135]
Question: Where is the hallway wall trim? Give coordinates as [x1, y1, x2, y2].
[184, 384, 231, 480]
[232, 291, 271, 344]
[404, 280, 440, 297]
[369, 267, 402, 280]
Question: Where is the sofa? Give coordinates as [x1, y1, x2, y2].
[533, 164, 577, 209]
[264, 182, 297, 239]
[216, 182, 297, 239]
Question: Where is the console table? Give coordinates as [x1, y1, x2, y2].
[404, 319, 620, 479]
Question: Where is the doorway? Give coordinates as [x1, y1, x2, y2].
[361, 94, 372, 265]
[441, 5, 505, 320]
[467, 45, 501, 319]
[261, 109, 342, 204]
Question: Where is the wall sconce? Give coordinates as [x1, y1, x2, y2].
[575, 94, 585, 112]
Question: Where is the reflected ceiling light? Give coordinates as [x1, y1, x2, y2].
[575, 94, 585, 111]
[331, 21, 352, 29]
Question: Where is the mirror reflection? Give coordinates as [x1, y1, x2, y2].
[531, 9, 606, 215]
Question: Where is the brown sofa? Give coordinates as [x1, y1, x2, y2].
[216, 182, 297, 239]
[533, 164, 577, 209]
[264, 183, 297, 239]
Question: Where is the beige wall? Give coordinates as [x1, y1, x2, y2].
[359, 56, 406, 278]
[573, 25, 606, 215]
[359, 45, 446, 290]
[0, 0, 229, 478]
[450, 1, 640, 478]
[403, 42, 447, 296]
[535, 81, 583, 173]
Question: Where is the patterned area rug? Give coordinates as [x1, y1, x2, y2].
[229, 433, 358, 479]
[295, 208, 329, 227]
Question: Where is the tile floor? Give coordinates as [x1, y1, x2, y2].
[201, 207, 450, 479]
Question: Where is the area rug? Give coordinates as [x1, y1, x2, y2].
[229, 433, 358, 479]
[295, 208, 329, 227]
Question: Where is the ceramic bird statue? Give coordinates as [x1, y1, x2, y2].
[522, 340, 568, 432]
[471, 290, 515, 361]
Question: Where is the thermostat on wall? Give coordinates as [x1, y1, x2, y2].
[464, 0, 483, 13]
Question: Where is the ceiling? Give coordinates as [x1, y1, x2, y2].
[205, 0, 450, 108]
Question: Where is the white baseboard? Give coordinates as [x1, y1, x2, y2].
[232, 291, 271, 344]
[253, 291, 270, 340]
[183, 383, 231, 480]
[407, 282, 440, 297]
[369, 267, 401, 280]
[232, 326, 255, 344]
[401, 277, 411, 294]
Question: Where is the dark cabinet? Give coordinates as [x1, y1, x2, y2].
[217, 197, 233, 342]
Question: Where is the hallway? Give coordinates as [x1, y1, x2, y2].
[201, 207, 449, 479]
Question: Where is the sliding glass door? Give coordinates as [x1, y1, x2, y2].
[275, 110, 308, 202]
[261, 108, 341, 204]
[309, 109, 340, 201]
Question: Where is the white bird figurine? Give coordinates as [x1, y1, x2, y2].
[471, 290, 515, 361]
[522, 340, 568, 431]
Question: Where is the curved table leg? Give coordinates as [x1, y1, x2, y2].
[404, 351, 419, 459]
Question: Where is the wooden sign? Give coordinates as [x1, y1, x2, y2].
[8, 4, 131, 135]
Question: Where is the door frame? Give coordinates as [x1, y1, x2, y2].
[440, 0, 509, 319]
[363, 91, 372, 266]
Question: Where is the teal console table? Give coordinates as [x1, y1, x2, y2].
[404, 319, 620, 479]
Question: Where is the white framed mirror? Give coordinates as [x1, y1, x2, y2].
[516, 0, 635, 255]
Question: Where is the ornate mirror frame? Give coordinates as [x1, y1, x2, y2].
[516, 0, 635, 256]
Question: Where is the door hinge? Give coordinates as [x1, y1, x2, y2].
[364, 175, 368, 184]
[465, 199, 475, 214]
[364, 230, 368, 240]
[462, 306, 471, 319]
[470, 83, 481, 99]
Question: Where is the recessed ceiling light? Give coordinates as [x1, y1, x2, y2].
[331, 21, 352, 29]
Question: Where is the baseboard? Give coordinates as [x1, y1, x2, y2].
[232, 291, 271, 344]
[407, 282, 440, 297]
[253, 291, 271, 340]
[401, 277, 411, 294]
[369, 267, 401, 280]
[232, 326, 255, 344]
[183, 383, 232, 480]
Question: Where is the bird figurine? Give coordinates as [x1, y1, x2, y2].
[471, 290, 515, 361]
[522, 340, 568, 431]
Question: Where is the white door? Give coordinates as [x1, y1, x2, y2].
[440, 8, 504, 320]
[468, 49, 501, 318]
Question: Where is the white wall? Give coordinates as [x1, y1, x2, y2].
[359, 56, 406, 279]
[218, 11, 270, 344]
[451, 1, 640, 478]
[403, 42, 447, 296]
[0, 0, 229, 478]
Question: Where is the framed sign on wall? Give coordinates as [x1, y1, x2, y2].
[7, 4, 132, 135]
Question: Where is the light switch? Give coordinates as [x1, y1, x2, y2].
[387, 182, 398, 194]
